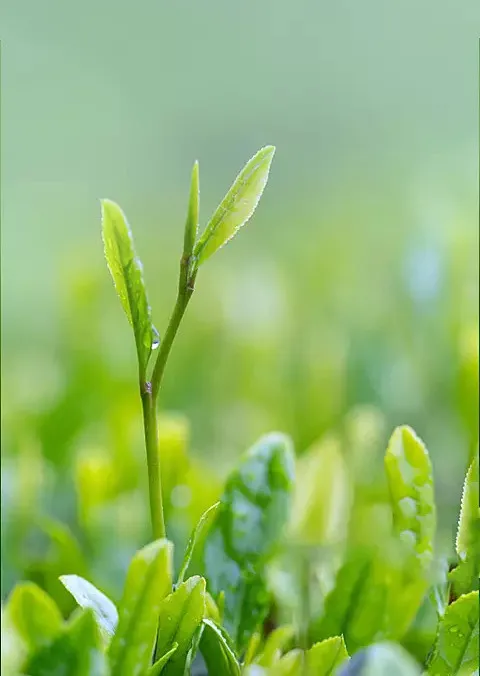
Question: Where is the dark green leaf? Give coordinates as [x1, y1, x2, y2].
[193, 146, 275, 265]
[384, 425, 436, 637]
[60, 574, 118, 642]
[101, 199, 156, 376]
[177, 501, 220, 585]
[26, 608, 107, 676]
[427, 591, 479, 675]
[204, 433, 295, 651]
[154, 575, 206, 675]
[108, 539, 173, 676]
[199, 619, 241, 676]
[5, 582, 62, 654]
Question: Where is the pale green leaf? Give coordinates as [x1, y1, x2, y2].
[306, 636, 349, 675]
[193, 146, 275, 265]
[256, 625, 295, 667]
[450, 456, 480, 596]
[427, 591, 479, 675]
[26, 608, 107, 676]
[183, 160, 200, 259]
[5, 582, 62, 654]
[154, 575, 206, 675]
[384, 425, 436, 636]
[101, 199, 155, 376]
[60, 574, 118, 641]
[177, 501, 220, 585]
[147, 643, 178, 676]
[108, 539, 173, 676]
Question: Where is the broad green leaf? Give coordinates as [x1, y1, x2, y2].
[108, 539, 173, 676]
[193, 146, 275, 264]
[101, 199, 155, 376]
[154, 575, 206, 675]
[60, 574, 118, 641]
[309, 550, 388, 653]
[256, 625, 295, 666]
[199, 619, 241, 676]
[26, 608, 107, 676]
[5, 582, 62, 653]
[289, 434, 350, 546]
[451, 456, 480, 596]
[338, 642, 421, 676]
[147, 643, 178, 676]
[183, 160, 200, 259]
[306, 636, 349, 675]
[177, 501, 220, 584]
[427, 591, 479, 675]
[384, 425, 436, 637]
[204, 433, 295, 650]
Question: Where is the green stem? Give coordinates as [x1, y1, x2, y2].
[141, 386, 166, 540]
[142, 255, 196, 541]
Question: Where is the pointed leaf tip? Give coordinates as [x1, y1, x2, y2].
[193, 145, 276, 265]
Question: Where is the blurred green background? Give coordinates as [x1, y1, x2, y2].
[1, 0, 478, 613]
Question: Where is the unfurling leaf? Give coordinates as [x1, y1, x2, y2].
[154, 575, 206, 675]
[193, 146, 275, 265]
[177, 501, 220, 585]
[183, 160, 200, 259]
[60, 574, 118, 642]
[203, 432, 295, 651]
[101, 199, 156, 376]
[108, 539, 173, 676]
[427, 591, 479, 675]
[384, 425, 436, 637]
[199, 619, 240, 676]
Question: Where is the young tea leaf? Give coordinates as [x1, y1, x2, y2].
[309, 550, 388, 653]
[60, 574, 118, 641]
[306, 636, 349, 675]
[147, 643, 179, 676]
[450, 456, 480, 596]
[193, 146, 275, 265]
[203, 432, 295, 651]
[183, 160, 200, 259]
[384, 425, 436, 637]
[199, 619, 241, 676]
[108, 539, 173, 676]
[177, 501, 220, 585]
[154, 575, 206, 675]
[256, 625, 295, 666]
[5, 582, 63, 654]
[427, 591, 479, 675]
[101, 199, 156, 377]
[26, 608, 107, 676]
